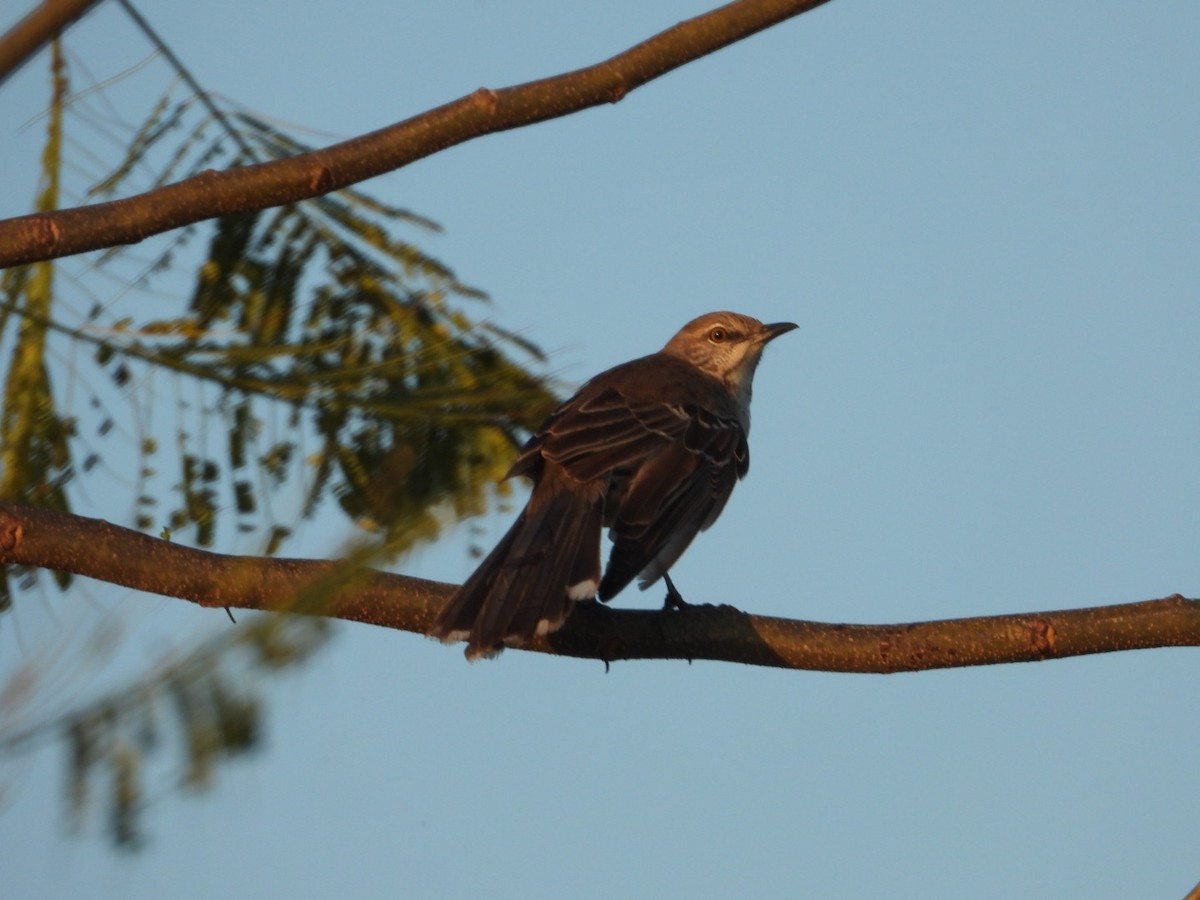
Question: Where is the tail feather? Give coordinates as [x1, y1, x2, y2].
[432, 473, 602, 659]
[431, 519, 522, 645]
[502, 495, 602, 643]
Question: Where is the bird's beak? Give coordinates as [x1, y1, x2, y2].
[760, 321, 799, 343]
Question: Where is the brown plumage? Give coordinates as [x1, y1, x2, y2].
[431, 311, 797, 659]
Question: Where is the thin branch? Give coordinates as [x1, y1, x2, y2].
[114, 0, 258, 162]
[0, 0, 835, 268]
[0, 0, 103, 88]
[1, 501, 1196, 671]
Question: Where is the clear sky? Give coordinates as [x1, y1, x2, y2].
[1, 1, 1198, 897]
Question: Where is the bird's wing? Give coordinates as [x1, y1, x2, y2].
[504, 365, 749, 601]
[512, 386, 692, 482]
[597, 401, 749, 600]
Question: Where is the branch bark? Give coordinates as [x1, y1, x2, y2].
[2, 501, 1195, 671]
[0, 0, 103, 88]
[0, 0, 834, 268]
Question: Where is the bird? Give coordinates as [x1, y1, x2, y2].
[431, 311, 797, 659]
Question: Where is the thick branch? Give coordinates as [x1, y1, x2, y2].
[0, 0, 102, 88]
[1, 501, 1195, 671]
[0, 0, 833, 267]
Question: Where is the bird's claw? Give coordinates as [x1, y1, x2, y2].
[661, 573, 691, 612]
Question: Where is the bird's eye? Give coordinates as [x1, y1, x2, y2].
[708, 327, 728, 343]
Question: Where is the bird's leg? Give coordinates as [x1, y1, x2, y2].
[661, 573, 691, 611]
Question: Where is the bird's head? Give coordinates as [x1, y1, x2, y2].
[661, 312, 797, 412]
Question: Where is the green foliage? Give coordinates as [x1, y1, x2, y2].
[0, 42, 74, 610]
[1, 64, 557, 566]
[41, 616, 331, 850]
[0, 33, 559, 849]
[83, 95, 556, 553]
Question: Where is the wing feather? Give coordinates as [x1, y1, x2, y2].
[501, 359, 750, 603]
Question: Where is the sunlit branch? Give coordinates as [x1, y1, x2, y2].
[2, 501, 1196, 672]
[0, 0, 102, 88]
[0, 0, 834, 267]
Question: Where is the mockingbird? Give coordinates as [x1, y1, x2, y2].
[432, 311, 797, 659]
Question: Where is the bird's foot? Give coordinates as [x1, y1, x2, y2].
[661, 573, 691, 612]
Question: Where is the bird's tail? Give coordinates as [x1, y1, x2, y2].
[432, 474, 602, 660]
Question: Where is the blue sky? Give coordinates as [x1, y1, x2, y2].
[1, 1, 1198, 897]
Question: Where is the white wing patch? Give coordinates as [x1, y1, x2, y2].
[567, 578, 598, 600]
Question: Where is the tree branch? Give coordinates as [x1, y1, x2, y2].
[2, 501, 1195, 671]
[0, 0, 834, 268]
[0, 0, 103, 88]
